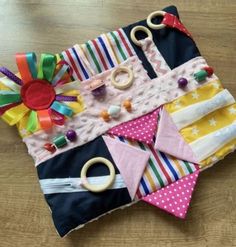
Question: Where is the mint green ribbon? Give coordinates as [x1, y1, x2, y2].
[37, 54, 57, 82]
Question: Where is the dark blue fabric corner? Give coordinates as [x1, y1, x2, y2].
[37, 136, 132, 237]
[123, 5, 201, 79]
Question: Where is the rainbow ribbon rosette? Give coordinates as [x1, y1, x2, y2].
[0, 53, 83, 136]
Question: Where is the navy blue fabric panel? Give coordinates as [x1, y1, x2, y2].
[37, 136, 132, 237]
[46, 188, 131, 237]
[123, 5, 201, 79]
[37, 136, 120, 179]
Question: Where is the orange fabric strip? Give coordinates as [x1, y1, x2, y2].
[15, 53, 33, 83]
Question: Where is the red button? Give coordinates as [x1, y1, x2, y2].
[21, 79, 56, 110]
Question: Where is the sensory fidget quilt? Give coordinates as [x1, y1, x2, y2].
[0, 6, 235, 237]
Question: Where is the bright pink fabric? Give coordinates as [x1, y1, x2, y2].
[103, 135, 150, 199]
[142, 169, 200, 219]
[108, 108, 159, 144]
[155, 108, 198, 163]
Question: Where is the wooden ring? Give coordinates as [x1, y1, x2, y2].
[147, 10, 167, 30]
[80, 157, 115, 193]
[111, 66, 134, 90]
[130, 26, 153, 47]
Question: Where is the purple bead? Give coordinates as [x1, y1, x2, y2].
[91, 85, 106, 97]
[178, 77, 188, 88]
[66, 129, 77, 142]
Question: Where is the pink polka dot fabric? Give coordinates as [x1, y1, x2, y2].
[142, 169, 200, 219]
[108, 108, 160, 144]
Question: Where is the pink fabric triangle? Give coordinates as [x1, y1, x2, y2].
[142, 169, 200, 219]
[155, 108, 199, 163]
[108, 108, 159, 144]
[102, 135, 150, 200]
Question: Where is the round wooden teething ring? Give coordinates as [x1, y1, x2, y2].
[80, 157, 115, 193]
[111, 66, 134, 90]
[130, 26, 153, 47]
[147, 10, 167, 30]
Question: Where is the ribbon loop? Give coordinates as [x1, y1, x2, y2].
[48, 108, 65, 126]
[50, 101, 73, 117]
[16, 53, 37, 83]
[1, 103, 30, 126]
[37, 109, 53, 130]
[26, 110, 38, 132]
[26, 52, 38, 79]
[0, 103, 20, 116]
[51, 60, 73, 86]
[38, 54, 57, 82]
[0, 91, 21, 106]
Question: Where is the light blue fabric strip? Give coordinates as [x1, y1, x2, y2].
[50, 101, 73, 117]
[39, 174, 126, 194]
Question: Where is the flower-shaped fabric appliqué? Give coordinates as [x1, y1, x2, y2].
[0, 53, 84, 137]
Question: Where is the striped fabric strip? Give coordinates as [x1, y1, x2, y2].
[98, 36, 115, 68]
[60, 28, 134, 80]
[61, 49, 83, 81]
[71, 47, 90, 79]
[85, 41, 103, 73]
[107, 134, 198, 198]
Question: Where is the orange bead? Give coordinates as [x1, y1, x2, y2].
[100, 110, 110, 122]
[123, 100, 132, 112]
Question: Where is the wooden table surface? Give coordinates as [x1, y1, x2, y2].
[0, 1, 235, 246]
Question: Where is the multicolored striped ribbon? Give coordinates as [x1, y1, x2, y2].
[60, 28, 135, 81]
[107, 134, 198, 198]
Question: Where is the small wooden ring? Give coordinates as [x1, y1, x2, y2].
[80, 157, 115, 193]
[130, 26, 153, 47]
[147, 10, 167, 30]
[111, 66, 134, 90]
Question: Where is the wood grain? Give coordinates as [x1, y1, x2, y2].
[0, 1, 236, 246]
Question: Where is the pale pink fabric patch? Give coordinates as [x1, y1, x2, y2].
[108, 108, 159, 144]
[142, 169, 200, 219]
[155, 108, 199, 163]
[102, 135, 150, 199]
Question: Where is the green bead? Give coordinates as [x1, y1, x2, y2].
[194, 70, 208, 82]
[53, 134, 67, 148]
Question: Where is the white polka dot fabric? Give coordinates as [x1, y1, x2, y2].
[108, 108, 159, 144]
[142, 169, 200, 218]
